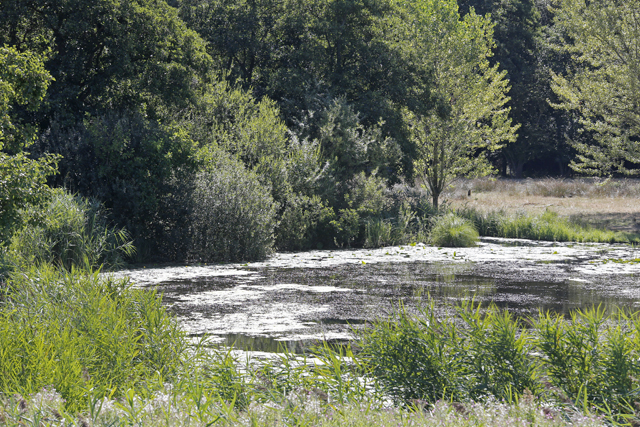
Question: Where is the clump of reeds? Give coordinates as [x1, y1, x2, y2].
[357, 300, 640, 425]
[0, 265, 186, 412]
[2, 189, 134, 272]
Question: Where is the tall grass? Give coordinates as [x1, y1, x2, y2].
[3, 190, 134, 271]
[0, 265, 187, 411]
[429, 212, 479, 247]
[357, 300, 640, 424]
[458, 208, 632, 243]
[0, 270, 623, 426]
[0, 391, 606, 426]
[448, 177, 640, 199]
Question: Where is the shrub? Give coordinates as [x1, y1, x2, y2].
[4, 190, 134, 271]
[458, 207, 629, 243]
[429, 213, 479, 247]
[330, 208, 360, 248]
[276, 194, 327, 251]
[188, 154, 278, 262]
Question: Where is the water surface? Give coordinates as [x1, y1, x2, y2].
[117, 238, 640, 352]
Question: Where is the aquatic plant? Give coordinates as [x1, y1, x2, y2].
[356, 301, 640, 424]
[0, 265, 187, 411]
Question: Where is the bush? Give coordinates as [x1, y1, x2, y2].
[4, 189, 134, 271]
[39, 111, 197, 259]
[276, 194, 328, 251]
[429, 213, 479, 247]
[357, 302, 640, 424]
[188, 153, 278, 262]
[0, 265, 187, 411]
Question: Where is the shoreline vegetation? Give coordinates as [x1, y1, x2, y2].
[0, 264, 634, 426]
[1, 178, 638, 425]
[3, 0, 640, 423]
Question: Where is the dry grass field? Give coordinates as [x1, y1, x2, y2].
[444, 178, 640, 233]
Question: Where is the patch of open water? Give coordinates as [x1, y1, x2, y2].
[114, 238, 640, 353]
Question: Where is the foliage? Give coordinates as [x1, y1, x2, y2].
[0, 152, 58, 243]
[357, 301, 537, 404]
[4, 190, 134, 271]
[0, 0, 212, 124]
[0, 46, 58, 242]
[0, 46, 52, 151]
[188, 152, 278, 262]
[534, 307, 640, 421]
[276, 194, 329, 251]
[42, 111, 197, 258]
[298, 96, 402, 185]
[459, 0, 567, 177]
[0, 265, 188, 412]
[358, 301, 640, 422]
[550, 0, 640, 176]
[429, 212, 479, 247]
[179, 0, 434, 173]
[400, 0, 518, 208]
[187, 78, 293, 205]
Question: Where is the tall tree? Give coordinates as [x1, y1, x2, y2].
[0, 0, 212, 125]
[551, 0, 640, 176]
[0, 46, 58, 240]
[178, 0, 435, 177]
[400, 0, 518, 208]
[458, 0, 569, 177]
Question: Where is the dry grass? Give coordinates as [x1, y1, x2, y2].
[444, 178, 640, 233]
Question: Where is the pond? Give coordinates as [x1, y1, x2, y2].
[116, 237, 640, 353]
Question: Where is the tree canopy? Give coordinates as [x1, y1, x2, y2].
[550, 0, 640, 176]
[399, 0, 518, 208]
[0, 47, 58, 240]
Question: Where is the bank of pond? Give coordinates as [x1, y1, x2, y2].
[0, 264, 639, 426]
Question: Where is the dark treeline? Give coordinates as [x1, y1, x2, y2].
[1, 0, 637, 262]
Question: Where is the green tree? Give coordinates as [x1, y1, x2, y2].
[401, 0, 518, 208]
[0, 46, 58, 241]
[0, 0, 211, 124]
[179, 0, 434, 176]
[550, 0, 640, 176]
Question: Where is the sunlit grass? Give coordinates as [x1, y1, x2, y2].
[458, 207, 637, 243]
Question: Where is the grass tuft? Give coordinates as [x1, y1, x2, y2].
[429, 213, 479, 247]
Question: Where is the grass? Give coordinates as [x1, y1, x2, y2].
[0, 265, 187, 412]
[0, 267, 632, 426]
[445, 177, 640, 235]
[429, 212, 479, 247]
[457, 207, 637, 243]
[2, 190, 134, 273]
[0, 391, 607, 426]
[446, 177, 640, 199]
[357, 301, 640, 425]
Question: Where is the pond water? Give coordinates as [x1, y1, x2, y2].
[116, 238, 640, 353]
